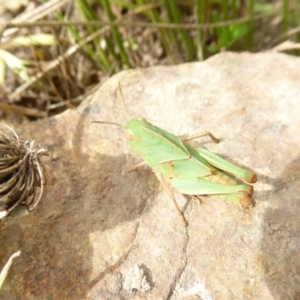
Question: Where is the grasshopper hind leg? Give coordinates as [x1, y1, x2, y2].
[219, 192, 253, 207]
[180, 131, 219, 143]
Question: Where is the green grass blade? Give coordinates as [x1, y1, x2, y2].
[136, 0, 173, 61]
[195, 0, 206, 60]
[247, 0, 254, 50]
[162, 0, 180, 57]
[163, 0, 195, 61]
[76, 0, 98, 20]
[221, 0, 230, 46]
[101, 0, 131, 68]
[76, 0, 113, 70]
[283, 0, 289, 33]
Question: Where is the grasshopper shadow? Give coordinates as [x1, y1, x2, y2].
[0, 111, 158, 299]
[260, 154, 300, 299]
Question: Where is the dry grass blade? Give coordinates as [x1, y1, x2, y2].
[0, 103, 47, 118]
[0, 125, 48, 219]
[272, 40, 300, 52]
[2, 0, 71, 43]
[9, 26, 112, 102]
[0, 251, 21, 291]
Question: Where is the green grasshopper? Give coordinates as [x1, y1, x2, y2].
[93, 86, 257, 222]
[125, 118, 256, 207]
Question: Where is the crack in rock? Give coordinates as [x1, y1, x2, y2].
[118, 220, 140, 294]
[118, 191, 153, 296]
[167, 204, 190, 300]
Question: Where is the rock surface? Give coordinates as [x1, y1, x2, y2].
[0, 52, 300, 299]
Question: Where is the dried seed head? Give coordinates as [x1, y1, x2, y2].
[0, 125, 48, 219]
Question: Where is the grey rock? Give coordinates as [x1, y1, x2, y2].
[0, 52, 299, 299]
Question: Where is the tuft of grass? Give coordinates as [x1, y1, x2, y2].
[2, 0, 300, 119]
[0, 125, 48, 218]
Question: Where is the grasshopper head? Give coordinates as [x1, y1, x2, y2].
[125, 118, 150, 141]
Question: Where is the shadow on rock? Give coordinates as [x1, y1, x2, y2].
[0, 110, 158, 299]
[260, 154, 300, 300]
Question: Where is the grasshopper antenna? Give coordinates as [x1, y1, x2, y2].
[91, 120, 124, 128]
[92, 82, 132, 127]
[118, 82, 132, 119]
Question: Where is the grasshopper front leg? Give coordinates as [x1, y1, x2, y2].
[154, 171, 188, 226]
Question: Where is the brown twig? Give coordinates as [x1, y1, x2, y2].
[5, 17, 260, 30]
[0, 103, 47, 118]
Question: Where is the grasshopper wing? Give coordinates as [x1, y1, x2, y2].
[126, 118, 191, 167]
